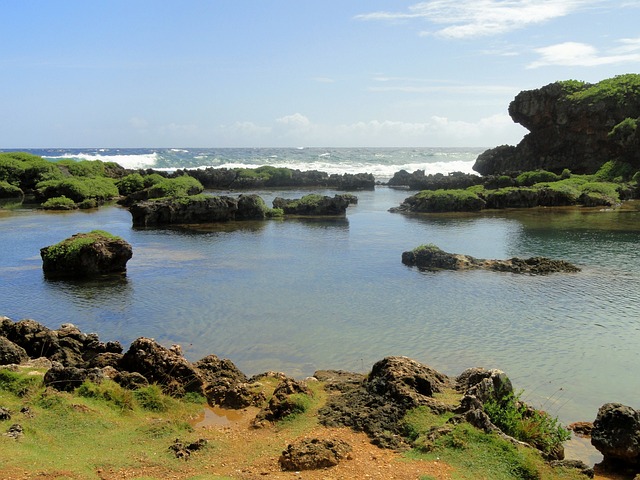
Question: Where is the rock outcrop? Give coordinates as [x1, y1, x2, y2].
[129, 194, 269, 226]
[40, 231, 132, 278]
[474, 74, 640, 175]
[402, 245, 580, 274]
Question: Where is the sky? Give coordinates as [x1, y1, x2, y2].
[1, 1, 639, 148]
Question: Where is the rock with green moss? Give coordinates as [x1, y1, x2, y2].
[40, 230, 132, 277]
[402, 244, 580, 274]
[474, 74, 640, 176]
[272, 194, 354, 215]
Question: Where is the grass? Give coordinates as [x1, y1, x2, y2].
[0, 367, 205, 479]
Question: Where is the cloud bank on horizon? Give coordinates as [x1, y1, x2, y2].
[1, 0, 639, 148]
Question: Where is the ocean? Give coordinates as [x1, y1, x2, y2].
[1, 146, 639, 438]
[8, 147, 484, 181]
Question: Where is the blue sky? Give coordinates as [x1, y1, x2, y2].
[2, 1, 639, 148]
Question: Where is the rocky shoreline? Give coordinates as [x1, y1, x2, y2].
[1, 316, 638, 477]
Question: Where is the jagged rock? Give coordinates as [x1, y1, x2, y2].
[43, 365, 104, 392]
[252, 377, 311, 427]
[473, 75, 640, 175]
[272, 194, 353, 216]
[568, 421, 593, 436]
[0, 336, 28, 365]
[456, 367, 513, 404]
[279, 438, 352, 471]
[40, 231, 132, 278]
[119, 337, 204, 396]
[194, 354, 265, 408]
[402, 245, 580, 274]
[592, 403, 640, 466]
[318, 357, 453, 449]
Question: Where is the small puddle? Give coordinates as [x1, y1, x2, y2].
[192, 406, 245, 428]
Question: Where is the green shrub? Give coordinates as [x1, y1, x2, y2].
[484, 391, 570, 455]
[266, 207, 284, 218]
[35, 177, 119, 203]
[594, 160, 635, 182]
[134, 384, 170, 412]
[55, 159, 106, 177]
[516, 170, 560, 186]
[143, 173, 166, 188]
[0, 180, 23, 198]
[560, 169, 571, 179]
[116, 173, 146, 196]
[147, 175, 204, 198]
[41, 195, 78, 210]
[0, 152, 62, 190]
[567, 74, 640, 105]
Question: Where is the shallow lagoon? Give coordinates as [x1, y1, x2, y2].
[1, 186, 639, 424]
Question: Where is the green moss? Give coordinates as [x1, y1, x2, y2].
[0, 152, 63, 191]
[147, 175, 204, 198]
[41, 230, 122, 264]
[412, 244, 443, 254]
[413, 189, 485, 212]
[116, 173, 146, 195]
[0, 180, 24, 198]
[594, 160, 635, 182]
[516, 170, 560, 187]
[54, 159, 107, 177]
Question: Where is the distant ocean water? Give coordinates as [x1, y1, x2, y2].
[8, 147, 486, 180]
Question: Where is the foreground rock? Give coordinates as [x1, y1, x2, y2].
[473, 74, 640, 175]
[592, 403, 640, 467]
[129, 194, 270, 226]
[40, 230, 132, 278]
[402, 244, 580, 274]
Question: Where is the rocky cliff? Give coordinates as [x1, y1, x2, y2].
[474, 74, 640, 175]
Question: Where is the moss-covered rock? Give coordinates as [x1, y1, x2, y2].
[40, 230, 132, 278]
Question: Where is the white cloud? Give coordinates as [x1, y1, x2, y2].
[356, 0, 595, 39]
[129, 117, 149, 129]
[218, 113, 524, 147]
[527, 41, 640, 68]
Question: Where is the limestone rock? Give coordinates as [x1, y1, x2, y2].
[272, 194, 353, 216]
[0, 336, 28, 365]
[119, 337, 204, 396]
[40, 231, 132, 278]
[592, 403, 640, 465]
[279, 438, 352, 471]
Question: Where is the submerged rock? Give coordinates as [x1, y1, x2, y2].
[402, 244, 580, 274]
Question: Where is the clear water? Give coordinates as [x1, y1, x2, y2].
[1, 186, 639, 425]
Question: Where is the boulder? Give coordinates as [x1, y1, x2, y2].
[592, 403, 640, 465]
[272, 194, 352, 216]
[43, 364, 104, 392]
[119, 337, 204, 396]
[40, 231, 132, 278]
[0, 337, 28, 365]
[473, 75, 640, 175]
[279, 438, 352, 471]
[402, 245, 580, 274]
[194, 354, 265, 408]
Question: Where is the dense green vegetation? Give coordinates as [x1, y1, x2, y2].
[566, 73, 640, 105]
[147, 175, 204, 198]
